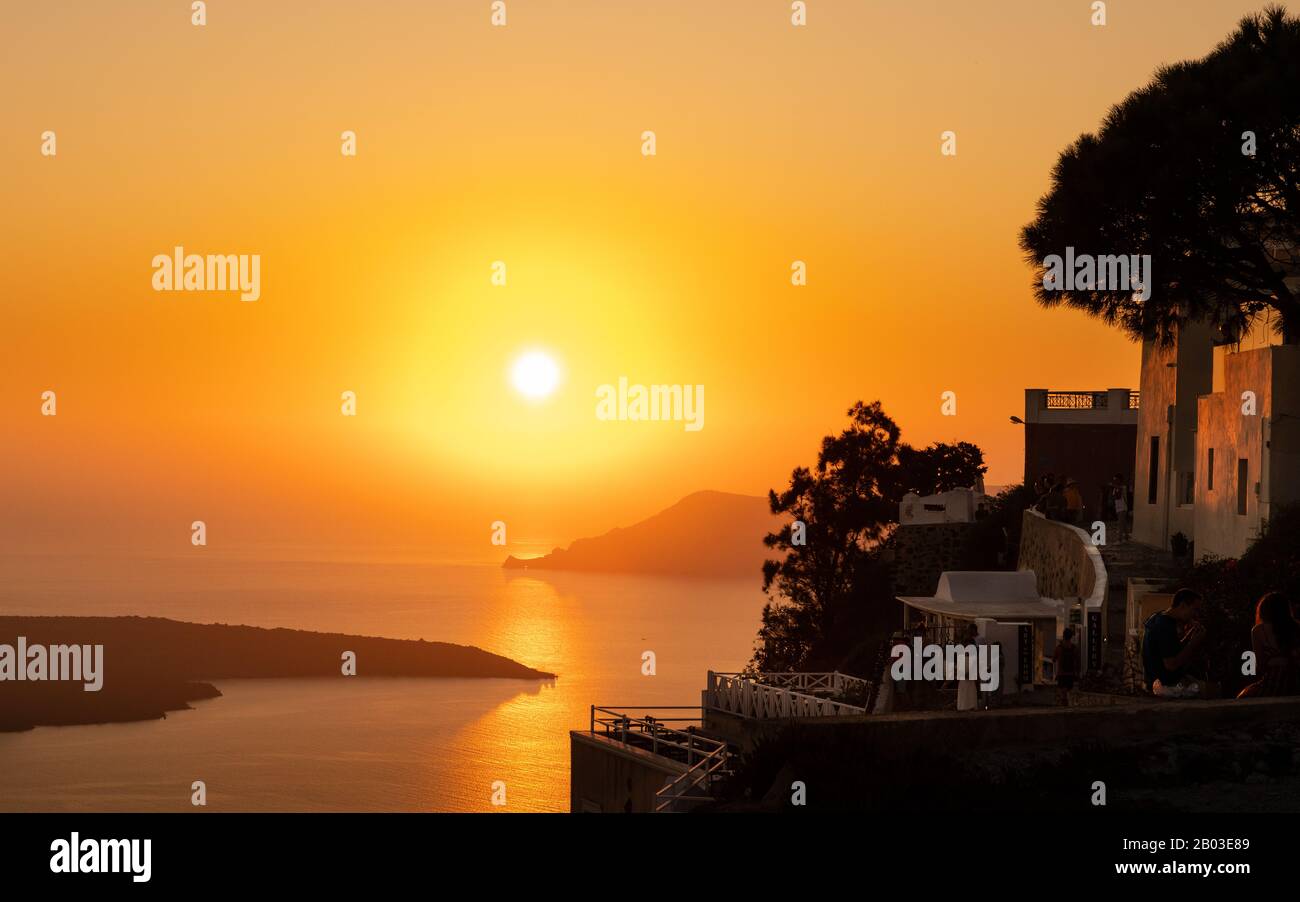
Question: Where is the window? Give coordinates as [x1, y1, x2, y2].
[1237, 459, 1249, 515]
[1148, 436, 1160, 504]
[1177, 472, 1194, 506]
[1207, 448, 1215, 491]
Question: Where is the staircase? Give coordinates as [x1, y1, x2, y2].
[1098, 537, 1182, 686]
[654, 737, 734, 813]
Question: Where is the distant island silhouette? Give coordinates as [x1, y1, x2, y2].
[0, 616, 554, 732]
[502, 490, 780, 577]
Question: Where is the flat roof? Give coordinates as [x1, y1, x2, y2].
[896, 596, 1063, 621]
[896, 570, 1063, 621]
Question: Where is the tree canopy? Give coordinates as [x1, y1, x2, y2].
[1020, 5, 1300, 343]
[752, 401, 987, 673]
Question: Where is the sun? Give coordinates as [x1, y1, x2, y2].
[510, 350, 561, 400]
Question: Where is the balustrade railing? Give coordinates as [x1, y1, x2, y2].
[1046, 391, 1108, 409]
[705, 671, 868, 719]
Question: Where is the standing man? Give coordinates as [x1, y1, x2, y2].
[956, 623, 985, 712]
[1052, 627, 1081, 706]
[1063, 478, 1084, 525]
[1110, 473, 1130, 541]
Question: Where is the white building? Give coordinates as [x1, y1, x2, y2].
[896, 570, 1066, 687]
[898, 486, 985, 525]
[1133, 312, 1300, 559]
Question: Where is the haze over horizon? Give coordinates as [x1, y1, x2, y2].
[5, 0, 1285, 557]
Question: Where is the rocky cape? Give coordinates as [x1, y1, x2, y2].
[502, 490, 780, 577]
[0, 616, 554, 732]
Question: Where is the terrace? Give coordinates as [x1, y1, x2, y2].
[576, 671, 873, 812]
[1023, 387, 1140, 423]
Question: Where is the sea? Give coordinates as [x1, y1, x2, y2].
[0, 552, 763, 812]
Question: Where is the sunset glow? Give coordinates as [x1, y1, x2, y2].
[12, 0, 1268, 555]
[5, 0, 1300, 875]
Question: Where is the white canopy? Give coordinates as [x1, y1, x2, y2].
[897, 570, 1064, 621]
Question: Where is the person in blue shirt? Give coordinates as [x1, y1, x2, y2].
[1142, 588, 1207, 696]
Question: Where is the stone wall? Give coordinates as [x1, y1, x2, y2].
[788, 695, 1300, 753]
[1017, 510, 1101, 604]
[891, 522, 975, 597]
[1018, 511, 1108, 674]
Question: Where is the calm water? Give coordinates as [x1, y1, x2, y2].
[0, 553, 764, 812]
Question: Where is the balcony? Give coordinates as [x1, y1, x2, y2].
[1024, 388, 1140, 425]
[1044, 390, 1140, 410]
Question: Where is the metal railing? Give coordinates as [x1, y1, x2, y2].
[589, 705, 718, 764]
[1046, 391, 1108, 409]
[1041, 389, 1140, 410]
[705, 671, 868, 719]
[655, 739, 732, 813]
[587, 706, 733, 813]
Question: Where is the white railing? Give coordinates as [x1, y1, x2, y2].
[705, 671, 868, 719]
[727, 671, 871, 697]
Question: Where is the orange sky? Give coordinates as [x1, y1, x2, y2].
[2, 0, 1286, 558]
